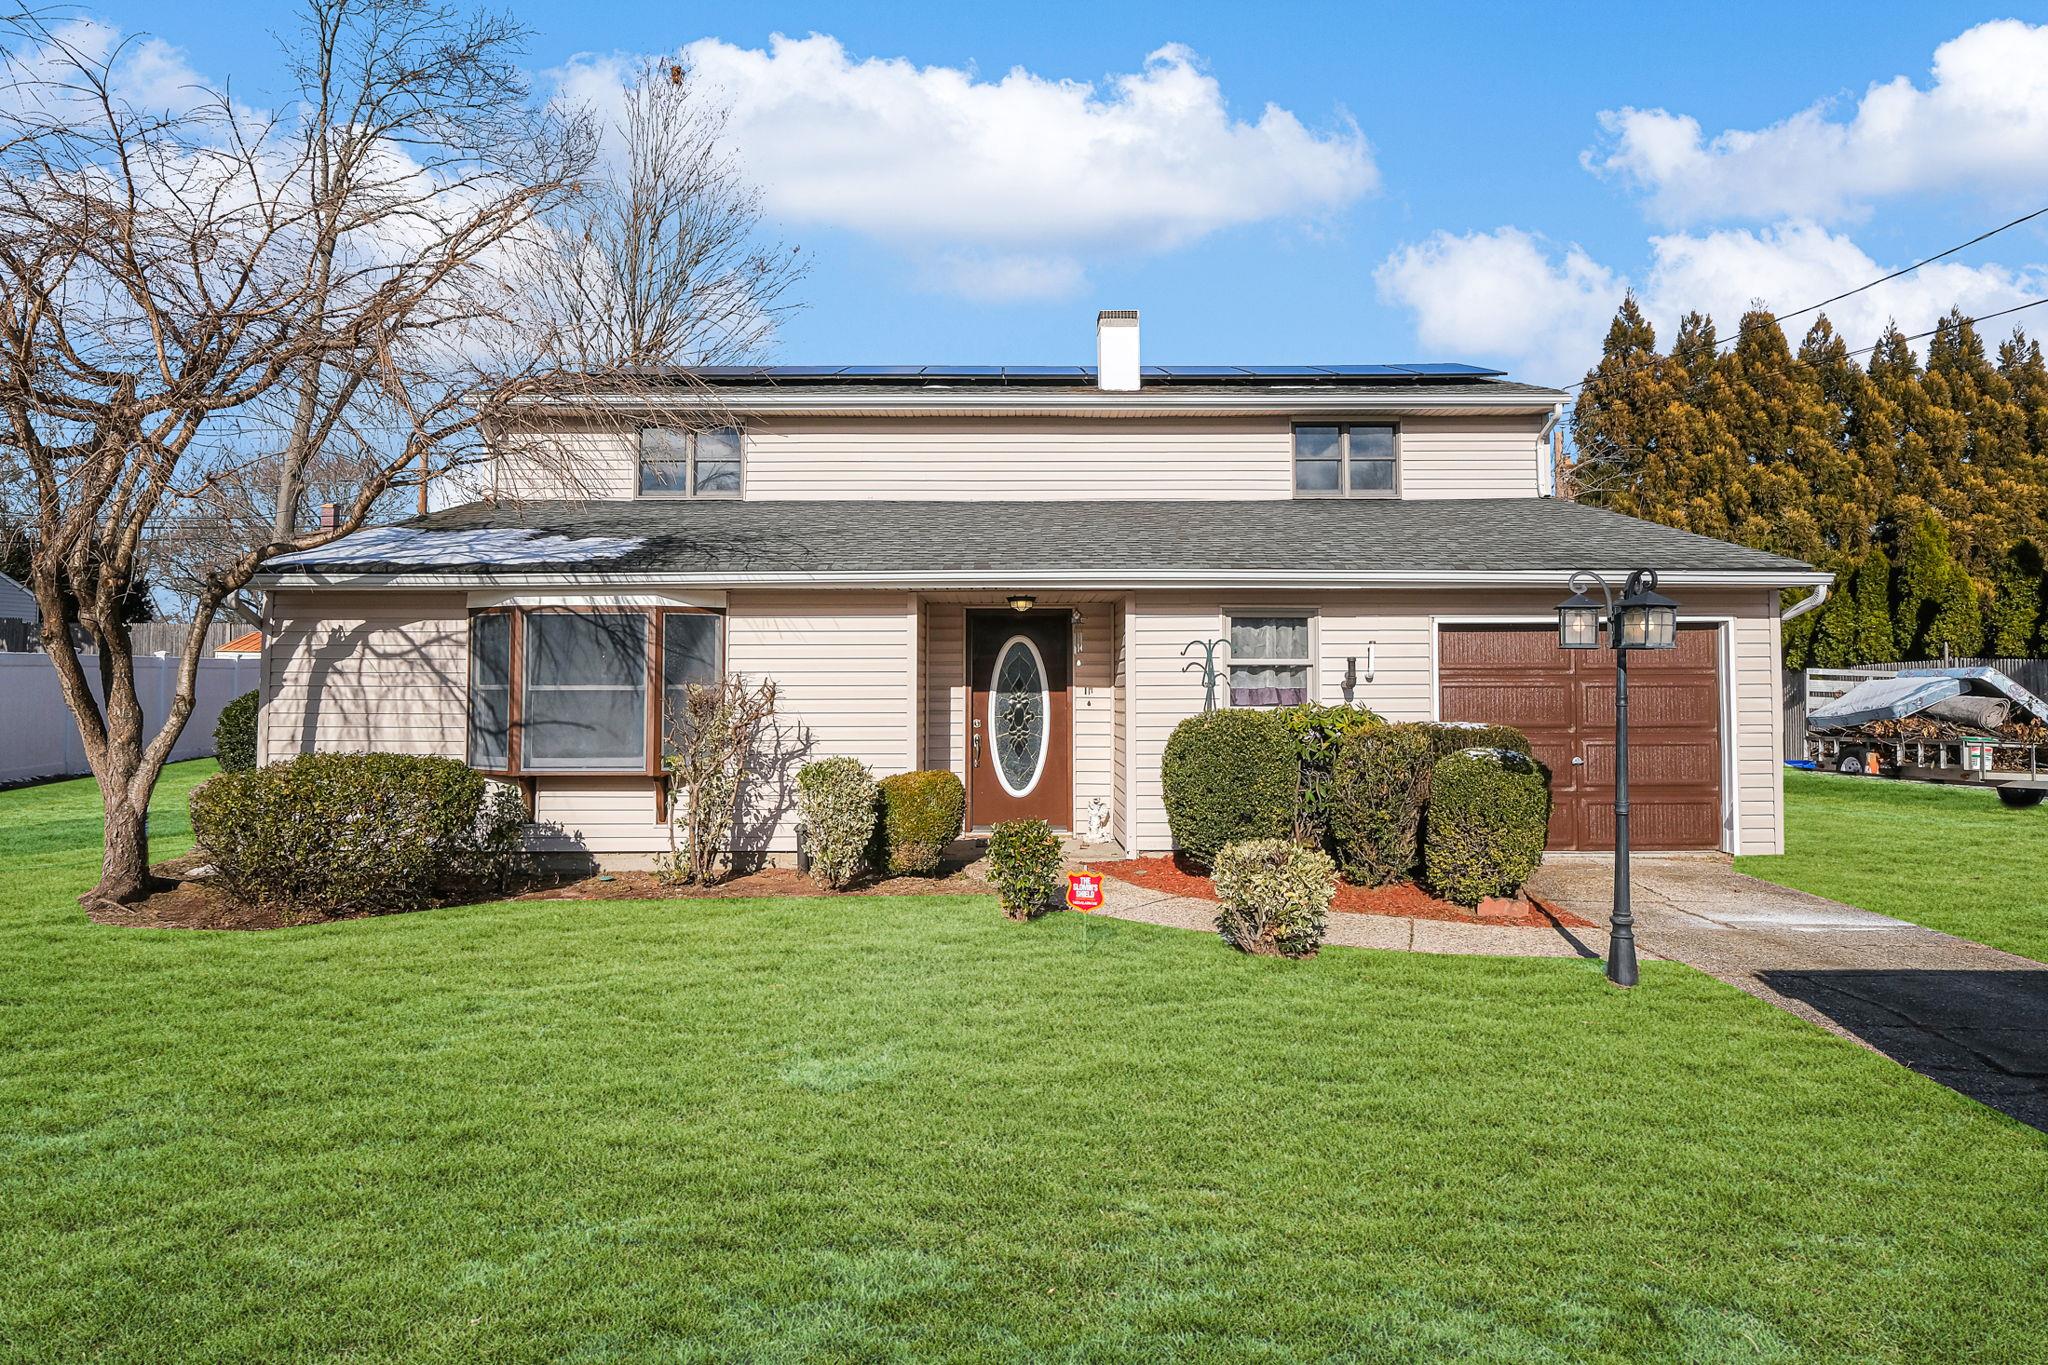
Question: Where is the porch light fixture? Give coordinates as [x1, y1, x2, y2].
[1007, 594, 1036, 613]
[1555, 568, 1680, 989]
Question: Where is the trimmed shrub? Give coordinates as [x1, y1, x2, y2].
[1160, 708, 1297, 865]
[213, 689, 260, 773]
[1423, 749, 1552, 906]
[1211, 838, 1336, 958]
[877, 769, 966, 875]
[189, 752, 525, 918]
[1326, 724, 1435, 886]
[797, 756, 878, 889]
[1276, 702, 1383, 839]
[987, 819, 1062, 920]
[1414, 721, 1532, 760]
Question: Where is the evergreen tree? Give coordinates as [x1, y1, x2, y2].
[1985, 540, 2045, 656]
[1891, 514, 1955, 659]
[1850, 547, 1898, 663]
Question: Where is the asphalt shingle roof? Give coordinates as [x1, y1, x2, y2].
[271, 498, 1812, 579]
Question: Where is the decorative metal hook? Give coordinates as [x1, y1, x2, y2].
[1181, 637, 1226, 712]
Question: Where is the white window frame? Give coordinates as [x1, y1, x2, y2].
[1292, 422, 1400, 499]
[637, 426, 745, 499]
[1222, 609, 1318, 708]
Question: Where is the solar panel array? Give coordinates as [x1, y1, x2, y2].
[668, 362, 1506, 384]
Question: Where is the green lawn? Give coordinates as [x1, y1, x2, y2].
[1739, 769, 2048, 963]
[3, 763, 2046, 1361]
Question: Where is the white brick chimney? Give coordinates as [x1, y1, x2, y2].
[1095, 310, 1139, 391]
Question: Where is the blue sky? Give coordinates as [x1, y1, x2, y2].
[77, 2, 2048, 382]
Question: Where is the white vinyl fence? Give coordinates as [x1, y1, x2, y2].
[0, 653, 258, 786]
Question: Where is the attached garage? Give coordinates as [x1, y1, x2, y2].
[1438, 623, 1725, 852]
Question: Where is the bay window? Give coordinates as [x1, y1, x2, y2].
[466, 607, 722, 775]
[1228, 614, 1313, 707]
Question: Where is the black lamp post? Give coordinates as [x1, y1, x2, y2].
[1556, 568, 1679, 987]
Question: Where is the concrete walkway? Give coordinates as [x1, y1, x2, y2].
[1530, 857, 2048, 1131]
[1090, 876, 1603, 958]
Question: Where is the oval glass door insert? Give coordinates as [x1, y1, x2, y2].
[990, 635, 1049, 797]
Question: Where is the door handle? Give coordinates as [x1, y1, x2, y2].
[1571, 757, 1585, 766]
[972, 733, 982, 767]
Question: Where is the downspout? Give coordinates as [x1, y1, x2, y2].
[1780, 582, 1829, 622]
[1538, 403, 1564, 497]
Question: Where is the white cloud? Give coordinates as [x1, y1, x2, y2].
[1585, 19, 2048, 224]
[1375, 221, 2048, 384]
[553, 35, 1376, 297]
[1374, 228, 1622, 381]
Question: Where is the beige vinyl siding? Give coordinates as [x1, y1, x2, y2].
[261, 590, 468, 765]
[1733, 591, 1786, 855]
[726, 590, 919, 852]
[1395, 415, 1546, 499]
[1111, 601, 1130, 849]
[528, 777, 666, 858]
[920, 599, 1116, 832]
[1124, 588, 1785, 856]
[495, 412, 1551, 504]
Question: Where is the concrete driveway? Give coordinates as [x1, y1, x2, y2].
[1530, 857, 2048, 1131]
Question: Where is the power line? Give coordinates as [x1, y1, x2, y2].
[1562, 201, 2048, 394]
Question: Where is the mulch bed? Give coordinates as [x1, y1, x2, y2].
[89, 856, 994, 931]
[514, 867, 994, 902]
[1086, 855, 1591, 930]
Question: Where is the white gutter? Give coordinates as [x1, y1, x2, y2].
[508, 388, 1568, 416]
[1780, 582, 1831, 622]
[257, 567, 1832, 592]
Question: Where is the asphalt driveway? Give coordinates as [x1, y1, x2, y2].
[1530, 857, 2048, 1131]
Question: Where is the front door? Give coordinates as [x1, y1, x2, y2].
[967, 610, 1072, 829]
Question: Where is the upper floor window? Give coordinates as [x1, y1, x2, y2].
[1294, 423, 1398, 497]
[639, 426, 743, 497]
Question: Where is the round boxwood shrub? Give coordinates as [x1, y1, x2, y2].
[213, 688, 260, 773]
[1160, 708, 1297, 865]
[1423, 749, 1552, 907]
[878, 769, 966, 875]
[1210, 837, 1336, 958]
[1326, 723, 1435, 886]
[189, 752, 525, 917]
[797, 756, 879, 889]
[987, 818, 1063, 920]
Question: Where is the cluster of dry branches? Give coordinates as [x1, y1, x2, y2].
[0, 2, 803, 902]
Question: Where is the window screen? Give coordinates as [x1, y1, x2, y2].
[660, 613, 722, 751]
[467, 612, 512, 768]
[521, 612, 649, 768]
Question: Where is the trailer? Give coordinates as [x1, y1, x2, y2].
[1805, 667, 2048, 807]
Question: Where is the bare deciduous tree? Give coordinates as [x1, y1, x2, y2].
[0, 6, 798, 906]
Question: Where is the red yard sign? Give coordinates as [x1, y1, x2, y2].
[1066, 872, 1103, 912]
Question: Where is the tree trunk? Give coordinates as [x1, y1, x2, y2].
[89, 787, 159, 907]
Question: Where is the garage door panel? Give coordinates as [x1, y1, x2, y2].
[1439, 623, 1722, 853]
[1580, 797, 1721, 851]
[1576, 680, 1716, 728]
[1438, 627, 1574, 670]
[1441, 682, 1573, 731]
[1579, 738, 1720, 787]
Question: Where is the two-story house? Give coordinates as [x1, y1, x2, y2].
[251, 311, 1825, 866]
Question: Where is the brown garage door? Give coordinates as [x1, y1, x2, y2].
[1438, 624, 1723, 852]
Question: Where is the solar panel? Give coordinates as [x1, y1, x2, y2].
[1151, 365, 1248, 377]
[1000, 365, 1089, 377]
[1389, 362, 1506, 377]
[920, 365, 1002, 376]
[760, 365, 849, 377]
[835, 365, 927, 376]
